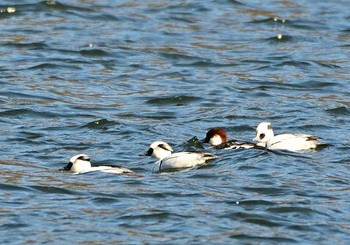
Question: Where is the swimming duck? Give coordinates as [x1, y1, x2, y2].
[203, 128, 264, 150]
[60, 154, 133, 174]
[253, 122, 323, 152]
[143, 141, 217, 172]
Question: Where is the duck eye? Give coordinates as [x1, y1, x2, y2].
[259, 133, 265, 140]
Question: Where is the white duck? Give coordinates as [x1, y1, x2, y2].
[60, 154, 133, 174]
[202, 128, 264, 150]
[253, 122, 323, 152]
[143, 141, 217, 172]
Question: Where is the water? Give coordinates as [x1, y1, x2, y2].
[1, 0, 350, 244]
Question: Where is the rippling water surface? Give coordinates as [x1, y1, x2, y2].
[1, 0, 350, 244]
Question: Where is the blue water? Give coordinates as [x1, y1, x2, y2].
[1, 0, 350, 244]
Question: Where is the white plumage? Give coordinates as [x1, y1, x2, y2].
[253, 122, 323, 152]
[60, 154, 133, 174]
[144, 141, 217, 172]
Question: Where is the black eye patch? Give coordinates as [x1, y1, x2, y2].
[63, 162, 73, 171]
[259, 133, 265, 140]
[146, 148, 154, 156]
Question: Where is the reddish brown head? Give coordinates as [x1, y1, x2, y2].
[203, 128, 227, 146]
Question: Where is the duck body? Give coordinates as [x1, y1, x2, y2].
[203, 128, 264, 150]
[60, 154, 133, 175]
[254, 122, 323, 152]
[152, 151, 217, 172]
[213, 139, 265, 150]
[144, 141, 217, 173]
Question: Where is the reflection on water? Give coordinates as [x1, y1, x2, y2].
[0, 0, 350, 244]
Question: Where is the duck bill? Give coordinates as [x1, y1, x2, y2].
[139, 148, 153, 157]
[200, 138, 208, 143]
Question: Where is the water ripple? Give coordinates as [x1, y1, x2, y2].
[0, 0, 350, 244]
